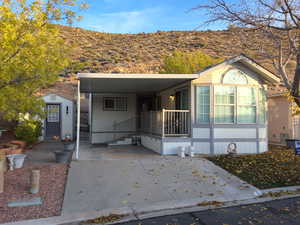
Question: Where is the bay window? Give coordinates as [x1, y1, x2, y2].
[196, 85, 266, 124]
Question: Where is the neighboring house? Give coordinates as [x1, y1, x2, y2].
[268, 93, 300, 145]
[76, 54, 280, 157]
[37, 82, 76, 141]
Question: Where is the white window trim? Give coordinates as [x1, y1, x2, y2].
[213, 85, 261, 125]
[236, 87, 257, 124]
[195, 85, 211, 124]
[214, 86, 236, 124]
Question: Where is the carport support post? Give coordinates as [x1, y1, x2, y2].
[75, 79, 80, 160]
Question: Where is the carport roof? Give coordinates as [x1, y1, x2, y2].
[78, 73, 199, 93]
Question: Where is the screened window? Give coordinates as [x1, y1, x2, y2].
[215, 86, 235, 123]
[258, 88, 266, 124]
[103, 97, 127, 111]
[196, 86, 210, 123]
[237, 87, 257, 123]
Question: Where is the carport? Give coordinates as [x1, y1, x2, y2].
[75, 73, 199, 159]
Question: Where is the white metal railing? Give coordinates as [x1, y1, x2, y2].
[162, 109, 190, 137]
[140, 109, 190, 137]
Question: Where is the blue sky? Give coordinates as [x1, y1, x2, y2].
[73, 0, 226, 33]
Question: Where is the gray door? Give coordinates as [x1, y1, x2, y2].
[46, 104, 61, 138]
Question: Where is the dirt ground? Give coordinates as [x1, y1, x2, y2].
[0, 142, 68, 224]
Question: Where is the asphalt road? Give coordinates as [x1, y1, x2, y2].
[112, 197, 300, 225]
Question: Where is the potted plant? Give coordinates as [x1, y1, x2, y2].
[54, 151, 73, 164]
[62, 135, 75, 152]
[6, 154, 26, 170]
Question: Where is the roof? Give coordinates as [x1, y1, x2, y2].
[197, 54, 281, 84]
[78, 54, 281, 93]
[78, 73, 199, 93]
[36, 82, 76, 101]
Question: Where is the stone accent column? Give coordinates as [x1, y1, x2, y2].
[0, 154, 6, 193]
[30, 170, 40, 194]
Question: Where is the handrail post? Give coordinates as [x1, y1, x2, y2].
[162, 109, 165, 137]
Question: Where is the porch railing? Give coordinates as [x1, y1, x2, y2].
[140, 111, 163, 136]
[140, 109, 190, 137]
[162, 109, 190, 137]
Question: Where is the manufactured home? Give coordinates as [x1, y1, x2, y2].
[75, 54, 280, 157]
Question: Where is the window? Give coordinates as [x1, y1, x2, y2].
[237, 87, 257, 123]
[258, 88, 266, 124]
[103, 97, 127, 111]
[223, 69, 248, 84]
[196, 86, 210, 123]
[215, 86, 235, 123]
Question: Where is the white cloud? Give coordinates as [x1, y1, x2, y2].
[82, 8, 162, 33]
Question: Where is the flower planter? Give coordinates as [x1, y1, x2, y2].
[63, 142, 75, 152]
[6, 154, 26, 169]
[54, 151, 73, 164]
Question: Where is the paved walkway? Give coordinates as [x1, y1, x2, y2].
[62, 145, 259, 214]
[100, 197, 300, 225]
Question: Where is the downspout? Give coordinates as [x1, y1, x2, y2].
[75, 78, 81, 160]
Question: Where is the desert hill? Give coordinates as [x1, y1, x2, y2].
[58, 25, 295, 94]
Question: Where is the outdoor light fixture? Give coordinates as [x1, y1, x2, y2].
[66, 106, 69, 115]
[169, 94, 175, 102]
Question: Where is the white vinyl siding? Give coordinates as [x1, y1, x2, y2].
[237, 87, 257, 123]
[196, 86, 210, 123]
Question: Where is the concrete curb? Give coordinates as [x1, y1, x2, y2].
[3, 187, 300, 225]
[1, 207, 133, 225]
[261, 185, 300, 194]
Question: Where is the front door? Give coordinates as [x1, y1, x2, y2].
[45, 104, 61, 139]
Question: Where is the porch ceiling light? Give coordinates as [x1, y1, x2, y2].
[169, 95, 175, 102]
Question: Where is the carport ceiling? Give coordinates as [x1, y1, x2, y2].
[79, 73, 199, 93]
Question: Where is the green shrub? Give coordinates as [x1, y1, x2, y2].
[15, 120, 42, 145]
[160, 50, 223, 74]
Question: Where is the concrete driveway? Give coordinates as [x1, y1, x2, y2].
[62, 145, 259, 214]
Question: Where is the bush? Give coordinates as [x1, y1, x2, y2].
[15, 120, 42, 145]
[160, 50, 223, 74]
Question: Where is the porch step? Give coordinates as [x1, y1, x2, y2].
[80, 132, 89, 141]
[107, 136, 138, 146]
[108, 137, 132, 146]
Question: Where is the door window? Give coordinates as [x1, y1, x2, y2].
[47, 105, 60, 122]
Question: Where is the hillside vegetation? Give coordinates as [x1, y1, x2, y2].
[59, 25, 296, 93]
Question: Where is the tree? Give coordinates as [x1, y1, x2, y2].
[193, 0, 300, 106]
[0, 0, 87, 121]
[160, 50, 222, 74]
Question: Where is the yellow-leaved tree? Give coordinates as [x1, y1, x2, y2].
[0, 0, 86, 121]
[160, 50, 222, 74]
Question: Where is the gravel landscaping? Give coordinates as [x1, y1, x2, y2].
[206, 146, 300, 189]
[0, 163, 68, 223]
